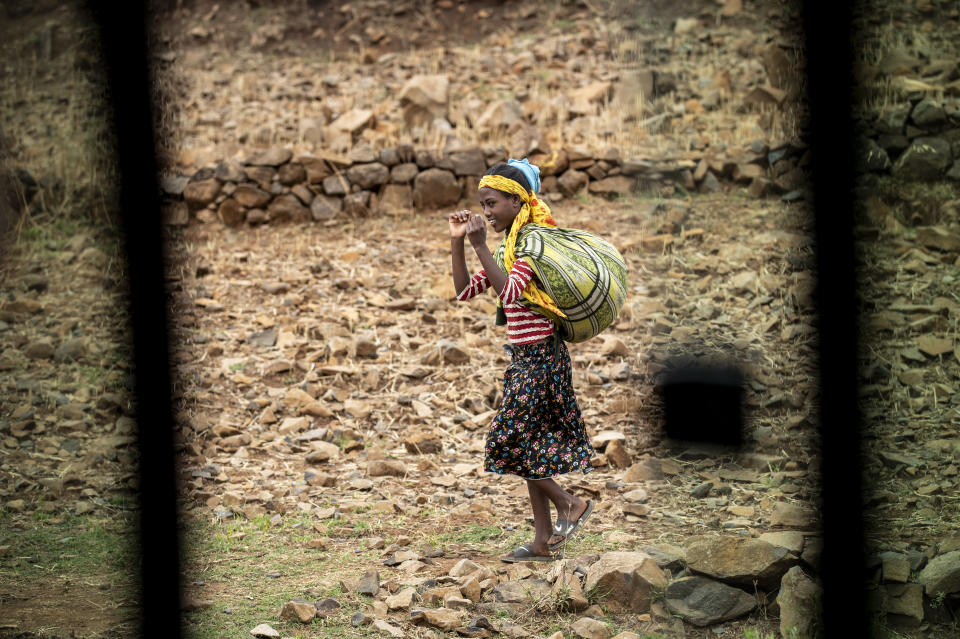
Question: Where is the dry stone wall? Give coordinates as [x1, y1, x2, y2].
[856, 96, 960, 183]
[160, 141, 813, 227]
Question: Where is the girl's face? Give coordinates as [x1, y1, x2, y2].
[479, 187, 521, 233]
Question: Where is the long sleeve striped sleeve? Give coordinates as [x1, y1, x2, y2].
[456, 270, 490, 301]
[499, 258, 534, 305]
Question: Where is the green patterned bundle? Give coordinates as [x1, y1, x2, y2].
[495, 225, 628, 343]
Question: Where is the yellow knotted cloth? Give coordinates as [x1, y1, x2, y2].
[478, 175, 566, 319]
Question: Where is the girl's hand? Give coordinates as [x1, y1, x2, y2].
[466, 213, 487, 247]
[448, 210, 470, 238]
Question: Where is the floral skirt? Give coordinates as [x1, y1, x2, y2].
[484, 339, 593, 480]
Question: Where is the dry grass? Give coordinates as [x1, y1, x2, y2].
[852, 16, 960, 113]
[0, 2, 120, 227]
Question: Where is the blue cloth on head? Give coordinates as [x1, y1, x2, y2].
[507, 157, 541, 194]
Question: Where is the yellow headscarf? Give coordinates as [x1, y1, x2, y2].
[478, 175, 566, 319]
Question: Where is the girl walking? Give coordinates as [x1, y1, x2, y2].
[449, 159, 595, 562]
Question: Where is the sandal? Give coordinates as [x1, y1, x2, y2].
[499, 544, 556, 563]
[548, 499, 595, 551]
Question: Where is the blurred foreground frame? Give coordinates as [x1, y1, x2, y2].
[89, 2, 182, 638]
[86, 1, 865, 638]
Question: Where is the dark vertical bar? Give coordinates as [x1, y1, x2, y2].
[87, 2, 181, 637]
[802, 2, 867, 637]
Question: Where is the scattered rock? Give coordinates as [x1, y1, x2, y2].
[373, 619, 404, 637]
[583, 552, 668, 613]
[758, 531, 805, 554]
[368, 459, 407, 477]
[450, 559, 482, 578]
[399, 75, 449, 129]
[249, 623, 280, 638]
[770, 502, 814, 528]
[247, 148, 292, 167]
[410, 606, 462, 631]
[917, 550, 960, 597]
[665, 576, 757, 626]
[893, 137, 953, 181]
[25, 341, 55, 359]
[777, 566, 823, 638]
[915, 227, 960, 253]
[871, 583, 925, 624]
[623, 458, 663, 481]
[357, 569, 380, 596]
[279, 600, 316, 623]
[571, 616, 612, 639]
[490, 579, 551, 604]
[475, 99, 524, 131]
[386, 587, 418, 611]
[684, 536, 798, 589]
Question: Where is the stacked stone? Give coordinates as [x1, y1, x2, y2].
[867, 541, 960, 631]
[857, 97, 960, 182]
[160, 142, 811, 227]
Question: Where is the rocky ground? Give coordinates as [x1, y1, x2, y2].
[1, 0, 960, 638]
[164, 180, 825, 639]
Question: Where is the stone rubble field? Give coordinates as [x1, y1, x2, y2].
[165, 186, 825, 639]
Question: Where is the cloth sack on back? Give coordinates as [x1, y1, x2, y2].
[495, 224, 628, 343]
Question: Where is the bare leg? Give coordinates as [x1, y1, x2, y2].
[534, 478, 588, 545]
[523, 479, 555, 556]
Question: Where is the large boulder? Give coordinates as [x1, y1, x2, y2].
[911, 99, 947, 129]
[777, 566, 823, 638]
[278, 163, 306, 185]
[869, 583, 924, 626]
[489, 579, 552, 604]
[183, 178, 221, 209]
[399, 75, 449, 129]
[217, 198, 245, 227]
[893, 137, 952, 181]
[244, 166, 275, 189]
[380, 184, 413, 213]
[267, 194, 311, 223]
[322, 174, 350, 196]
[346, 163, 390, 190]
[917, 550, 960, 597]
[343, 191, 372, 217]
[583, 551, 667, 613]
[246, 147, 292, 167]
[474, 99, 524, 131]
[874, 103, 911, 134]
[558, 169, 589, 197]
[233, 184, 272, 208]
[413, 168, 461, 210]
[328, 108, 374, 137]
[311, 194, 342, 221]
[390, 163, 419, 183]
[664, 576, 757, 627]
[568, 81, 612, 116]
[588, 176, 635, 196]
[447, 148, 486, 176]
[857, 138, 892, 173]
[684, 535, 798, 590]
[297, 155, 332, 183]
[215, 160, 245, 182]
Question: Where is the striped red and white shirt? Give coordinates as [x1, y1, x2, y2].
[457, 259, 555, 345]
